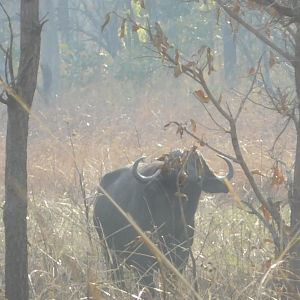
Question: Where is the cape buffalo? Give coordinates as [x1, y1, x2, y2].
[94, 149, 233, 292]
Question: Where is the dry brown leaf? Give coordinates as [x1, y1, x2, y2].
[272, 165, 284, 185]
[232, 0, 241, 14]
[248, 67, 256, 75]
[190, 119, 197, 132]
[251, 169, 265, 177]
[264, 238, 274, 245]
[194, 89, 210, 103]
[260, 205, 272, 222]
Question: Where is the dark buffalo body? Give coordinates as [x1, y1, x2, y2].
[93, 149, 233, 289]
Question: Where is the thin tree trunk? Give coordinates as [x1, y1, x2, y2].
[4, 100, 30, 300]
[3, 1, 41, 299]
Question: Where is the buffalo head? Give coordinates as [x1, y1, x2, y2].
[132, 149, 233, 192]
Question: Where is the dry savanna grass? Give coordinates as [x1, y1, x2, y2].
[0, 73, 295, 299]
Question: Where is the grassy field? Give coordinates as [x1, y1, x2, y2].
[0, 73, 294, 299]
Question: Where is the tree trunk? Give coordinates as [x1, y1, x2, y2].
[3, 1, 41, 299]
[289, 23, 300, 298]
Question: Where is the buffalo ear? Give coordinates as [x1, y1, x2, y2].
[202, 177, 229, 193]
[199, 155, 229, 193]
[199, 155, 215, 178]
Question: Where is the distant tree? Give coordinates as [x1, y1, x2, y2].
[40, 0, 60, 102]
[222, 14, 237, 87]
[0, 0, 42, 299]
[57, 0, 70, 44]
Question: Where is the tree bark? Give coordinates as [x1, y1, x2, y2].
[3, 1, 41, 299]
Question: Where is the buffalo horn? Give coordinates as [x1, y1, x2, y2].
[217, 155, 234, 180]
[132, 157, 161, 183]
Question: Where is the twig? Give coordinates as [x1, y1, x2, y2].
[0, 1, 15, 85]
[0, 77, 10, 105]
[242, 200, 280, 250]
[216, 0, 295, 66]
[165, 121, 237, 163]
[235, 55, 263, 122]
[270, 117, 291, 153]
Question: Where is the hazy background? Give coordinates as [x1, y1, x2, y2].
[0, 0, 296, 298]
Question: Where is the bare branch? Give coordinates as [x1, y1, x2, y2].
[0, 1, 15, 84]
[0, 96, 8, 105]
[270, 117, 292, 153]
[0, 77, 9, 105]
[254, 0, 300, 22]
[233, 89, 275, 111]
[216, 0, 295, 66]
[243, 200, 281, 250]
[235, 55, 263, 122]
[193, 94, 228, 132]
[164, 121, 237, 162]
[229, 121, 284, 232]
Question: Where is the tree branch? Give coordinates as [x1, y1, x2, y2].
[235, 55, 263, 122]
[0, 77, 9, 105]
[164, 121, 238, 163]
[216, 0, 295, 66]
[0, 95, 8, 105]
[243, 200, 280, 250]
[254, 0, 300, 22]
[0, 1, 15, 85]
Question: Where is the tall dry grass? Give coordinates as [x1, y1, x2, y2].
[0, 73, 294, 299]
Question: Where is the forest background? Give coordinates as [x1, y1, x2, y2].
[0, 0, 298, 299]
